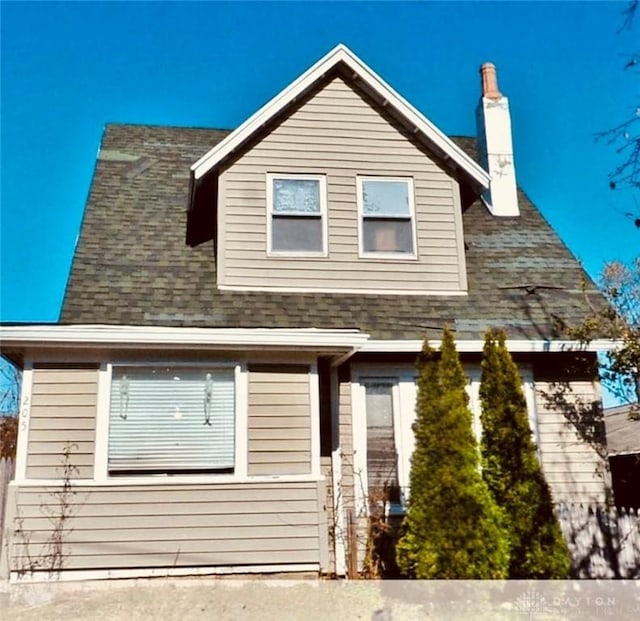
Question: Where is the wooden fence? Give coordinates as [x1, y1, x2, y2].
[557, 502, 640, 578]
[0, 458, 15, 546]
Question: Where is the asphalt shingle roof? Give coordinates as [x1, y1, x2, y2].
[60, 123, 603, 341]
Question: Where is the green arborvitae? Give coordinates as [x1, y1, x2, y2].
[480, 329, 571, 578]
[396, 327, 510, 578]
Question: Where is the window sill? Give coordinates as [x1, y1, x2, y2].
[358, 252, 419, 262]
[14, 473, 325, 487]
[267, 251, 329, 259]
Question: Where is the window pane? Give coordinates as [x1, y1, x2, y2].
[363, 219, 413, 253]
[365, 382, 399, 500]
[366, 383, 394, 428]
[109, 367, 235, 473]
[273, 178, 321, 214]
[362, 180, 409, 216]
[272, 216, 323, 252]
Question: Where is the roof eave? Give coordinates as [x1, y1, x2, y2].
[1, 325, 622, 356]
[0, 324, 370, 353]
[360, 338, 623, 354]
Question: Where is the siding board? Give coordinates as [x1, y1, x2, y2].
[27, 453, 94, 467]
[27, 466, 95, 479]
[249, 452, 312, 465]
[31, 394, 96, 407]
[23, 405, 96, 418]
[29, 417, 95, 430]
[17, 525, 319, 543]
[18, 483, 318, 505]
[14, 551, 319, 570]
[248, 416, 310, 428]
[19, 512, 320, 530]
[247, 462, 311, 475]
[27, 430, 96, 443]
[250, 439, 311, 452]
[250, 427, 310, 440]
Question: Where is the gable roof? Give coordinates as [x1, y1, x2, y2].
[58, 123, 604, 342]
[189, 45, 490, 196]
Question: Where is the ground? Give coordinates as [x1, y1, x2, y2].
[0, 577, 638, 620]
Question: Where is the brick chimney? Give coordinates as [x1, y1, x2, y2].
[476, 62, 519, 216]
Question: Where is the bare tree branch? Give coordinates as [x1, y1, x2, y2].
[601, 1, 640, 226]
[618, 0, 639, 33]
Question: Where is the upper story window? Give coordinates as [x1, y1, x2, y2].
[108, 366, 236, 475]
[267, 173, 327, 255]
[357, 177, 417, 259]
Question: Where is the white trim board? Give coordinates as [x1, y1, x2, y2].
[309, 363, 321, 478]
[0, 325, 369, 350]
[14, 363, 33, 481]
[9, 563, 320, 584]
[217, 284, 469, 296]
[360, 339, 622, 354]
[93, 362, 111, 483]
[351, 368, 417, 518]
[11, 474, 326, 488]
[190, 44, 490, 190]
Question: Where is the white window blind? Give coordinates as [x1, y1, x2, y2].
[108, 367, 235, 474]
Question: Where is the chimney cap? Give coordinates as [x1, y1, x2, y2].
[480, 62, 503, 99]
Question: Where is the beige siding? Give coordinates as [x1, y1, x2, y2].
[247, 366, 312, 475]
[534, 379, 609, 503]
[27, 368, 98, 479]
[10, 481, 324, 571]
[219, 76, 466, 293]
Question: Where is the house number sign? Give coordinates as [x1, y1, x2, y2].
[20, 393, 30, 432]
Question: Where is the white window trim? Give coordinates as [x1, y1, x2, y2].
[465, 366, 483, 444]
[356, 176, 418, 260]
[466, 364, 540, 456]
[266, 173, 328, 257]
[96, 361, 246, 483]
[521, 367, 541, 456]
[93, 363, 112, 482]
[234, 363, 249, 478]
[309, 363, 321, 478]
[351, 367, 416, 519]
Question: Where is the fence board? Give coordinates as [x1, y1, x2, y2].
[556, 502, 640, 578]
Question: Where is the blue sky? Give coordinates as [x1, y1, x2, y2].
[0, 1, 637, 324]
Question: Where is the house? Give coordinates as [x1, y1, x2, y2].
[604, 403, 640, 508]
[0, 44, 614, 581]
